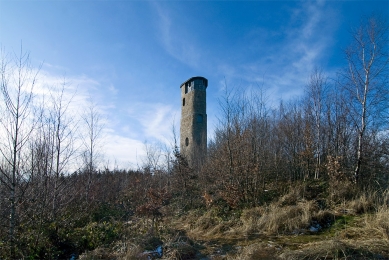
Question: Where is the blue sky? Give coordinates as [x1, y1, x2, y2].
[0, 0, 388, 170]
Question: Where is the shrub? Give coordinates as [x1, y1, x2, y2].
[61, 221, 121, 253]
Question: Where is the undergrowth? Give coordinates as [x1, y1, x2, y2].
[79, 188, 389, 259]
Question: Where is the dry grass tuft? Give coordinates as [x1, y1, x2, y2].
[206, 220, 236, 236]
[346, 194, 376, 214]
[370, 206, 389, 240]
[240, 200, 319, 235]
[280, 240, 348, 260]
[79, 247, 116, 260]
[341, 205, 389, 240]
[353, 239, 389, 258]
[229, 243, 279, 260]
[163, 242, 197, 260]
[239, 207, 265, 234]
[279, 239, 389, 260]
[277, 183, 305, 206]
[192, 209, 222, 232]
[161, 231, 198, 260]
[119, 244, 144, 260]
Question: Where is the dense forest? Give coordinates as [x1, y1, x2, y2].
[0, 15, 388, 259]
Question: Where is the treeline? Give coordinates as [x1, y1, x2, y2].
[0, 47, 185, 259]
[0, 47, 120, 258]
[202, 67, 388, 207]
[200, 15, 388, 208]
[0, 15, 388, 259]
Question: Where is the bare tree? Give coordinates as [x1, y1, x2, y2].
[142, 141, 163, 175]
[217, 81, 237, 182]
[47, 80, 78, 220]
[305, 68, 327, 179]
[343, 15, 389, 184]
[16, 80, 78, 255]
[0, 47, 39, 258]
[81, 97, 104, 203]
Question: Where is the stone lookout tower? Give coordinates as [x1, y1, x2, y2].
[180, 76, 208, 167]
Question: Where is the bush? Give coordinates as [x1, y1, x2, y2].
[58, 221, 121, 254]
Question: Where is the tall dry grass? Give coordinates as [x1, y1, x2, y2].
[279, 239, 387, 260]
[229, 243, 278, 260]
[240, 200, 324, 235]
[365, 206, 389, 240]
[119, 244, 144, 260]
[278, 192, 389, 259]
[340, 205, 389, 240]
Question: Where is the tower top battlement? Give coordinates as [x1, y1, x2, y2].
[180, 76, 208, 89]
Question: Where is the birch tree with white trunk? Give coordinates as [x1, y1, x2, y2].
[343, 15, 388, 184]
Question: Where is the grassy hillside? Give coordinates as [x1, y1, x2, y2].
[79, 185, 389, 260]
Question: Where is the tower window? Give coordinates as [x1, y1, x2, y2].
[185, 84, 188, 94]
[183, 98, 185, 106]
[185, 137, 189, 146]
[197, 114, 203, 123]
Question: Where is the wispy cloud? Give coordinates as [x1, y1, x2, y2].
[34, 68, 181, 170]
[108, 84, 118, 95]
[126, 102, 180, 146]
[152, 2, 201, 68]
[103, 133, 145, 170]
[33, 69, 100, 118]
[27, 69, 143, 170]
[217, 1, 337, 106]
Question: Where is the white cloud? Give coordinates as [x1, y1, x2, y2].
[34, 69, 99, 112]
[108, 84, 118, 95]
[14, 68, 144, 171]
[126, 102, 180, 146]
[218, 1, 337, 107]
[35, 77, 183, 171]
[103, 133, 145, 170]
[152, 2, 201, 68]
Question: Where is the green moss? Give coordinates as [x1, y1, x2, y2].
[276, 214, 359, 249]
[323, 215, 357, 236]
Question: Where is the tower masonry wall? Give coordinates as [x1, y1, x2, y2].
[180, 77, 207, 167]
